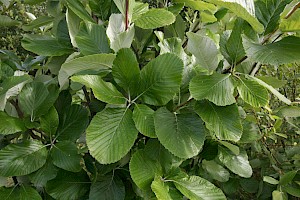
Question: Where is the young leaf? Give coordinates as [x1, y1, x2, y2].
[151, 175, 173, 200]
[255, 0, 292, 35]
[0, 140, 47, 176]
[172, 175, 226, 199]
[133, 104, 156, 138]
[71, 75, 126, 104]
[135, 9, 176, 29]
[46, 170, 90, 200]
[58, 53, 115, 88]
[237, 76, 269, 107]
[280, 9, 300, 32]
[139, 53, 184, 106]
[187, 32, 219, 71]
[89, 175, 125, 200]
[243, 36, 300, 65]
[207, 0, 264, 33]
[154, 107, 205, 159]
[195, 101, 243, 142]
[202, 160, 230, 182]
[0, 185, 42, 200]
[56, 104, 89, 141]
[65, 0, 94, 22]
[107, 14, 135, 52]
[51, 141, 81, 172]
[129, 149, 162, 189]
[75, 22, 111, 55]
[218, 146, 253, 178]
[248, 75, 291, 105]
[0, 111, 25, 135]
[22, 16, 54, 31]
[112, 48, 140, 95]
[87, 108, 138, 164]
[190, 74, 236, 106]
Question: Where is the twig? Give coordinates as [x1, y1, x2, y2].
[8, 99, 24, 118]
[173, 98, 194, 111]
[284, 2, 300, 19]
[125, 0, 129, 30]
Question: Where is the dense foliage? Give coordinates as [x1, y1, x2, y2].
[0, 0, 300, 199]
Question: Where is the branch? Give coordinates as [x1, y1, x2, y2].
[284, 2, 300, 19]
[125, 0, 129, 30]
[9, 99, 24, 118]
[173, 98, 194, 112]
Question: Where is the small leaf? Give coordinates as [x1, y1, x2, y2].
[51, 141, 81, 172]
[202, 160, 230, 182]
[40, 106, 59, 136]
[248, 75, 291, 105]
[218, 146, 252, 178]
[46, 170, 90, 200]
[243, 36, 300, 65]
[22, 16, 54, 31]
[87, 108, 138, 164]
[71, 75, 126, 104]
[135, 9, 176, 29]
[272, 190, 288, 200]
[0, 111, 25, 135]
[139, 53, 184, 106]
[190, 73, 235, 106]
[263, 176, 279, 185]
[0, 140, 47, 176]
[219, 141, 240, 155]
[187, 32, 219, 71]
[133, 104, 156, 138]
[195, 101, 243, 142]
[0, 14, 21, 27]
[0, 186, 42, 200]
[279, 170, 297, 185]
[58, 53, 115, 88]
[237, 76, 269, 107]
[154, 107, 206, 159]
[172, 175, 226, 199]
[174, 0, 217, 12]
[89, 175, 125, 200]
[65, 0, 94, 22]
[130, 149, 162, 189]
[151, 175, 173, 200]
[75, 22, 111, 55]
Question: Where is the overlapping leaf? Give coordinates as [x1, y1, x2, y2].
[135, 9, 176, 29]
[0, 111, 25, 135]
[0, 186, 42, 200]
[133, 104, 156, 138]
[87, 108, 138, 164]
[280, 9, 300, 32]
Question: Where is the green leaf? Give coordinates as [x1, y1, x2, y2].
[21, 34, 73, 56]
[75, 22, 111, 55]
[0, 15, 21, 27]
[237, 76, 269, 107]
[0, 140, 47, 176]
[56, 104, 89, 141]
[151, 175, 173, 200]
[187, 32, 219, 71]
[89, 175, 125, 200]
[112, 48, 140, 95]
[71, 75, 126, 104]
[58, 53, 115, 88]
[243, 36, 300, 65]
[40, 106, 59, 136]
[172, 175, 226, 199]
[202, 160, 230, 182]
[107, 14, 135, 52]
[256, 76, 287, 88]
[190, 74, 235, 106]
[219, 140, 240, 155]
[66, 8, 81, 47]
[139, 53, 184, 106]
[51, 141, 81, 172]
[263, 176, 279, 185]
[283, 185, 300, 197]
[65, 0, 94, 22]
[255, 0, 292, 35]
[22, 16, 54, 31]
[272, 190, 288, 200]
[207, 0, 264, 33]
[279, 170, 297, 185]
[29, 160, 58, 187]
[0, 186, 42, 200]
[248, 75, 291, 105]
[280, 9, 300, 32]
[174, 0, 217, 12]
[218, 146, 252, 178]
[135, 9, 176, 29]
[154, 107, 205, 159]
[195, 101, 243, 142]
[87, 108, 138, 164]
[19, 82, 59, 120]
[220, 18, 246, 65]
[133, 104, 156, 138]
[276, 106, 300, 118]
[239, 121, 261, 143]
[129, 149, 162, 189]
[46, 170, 90, 200]
[0, 111, 25, 135]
